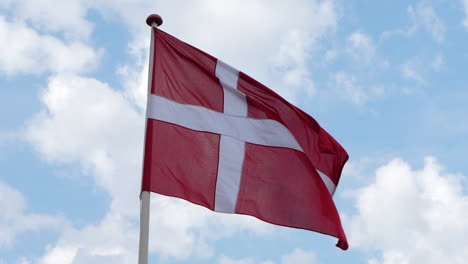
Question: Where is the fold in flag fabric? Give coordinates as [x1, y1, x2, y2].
[142, 28, 349, 250]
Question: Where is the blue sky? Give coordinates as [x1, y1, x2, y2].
[1, 0, 468, 263]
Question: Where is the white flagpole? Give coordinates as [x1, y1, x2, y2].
[138, 14, 163, 264]
[138, 191, 151, 264]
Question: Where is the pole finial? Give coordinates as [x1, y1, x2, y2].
[146, 14, 163, 27]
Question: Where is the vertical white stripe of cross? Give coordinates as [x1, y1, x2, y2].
[214, 60, 247, 213]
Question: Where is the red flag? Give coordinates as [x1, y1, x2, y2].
[142, 28, 349, 250]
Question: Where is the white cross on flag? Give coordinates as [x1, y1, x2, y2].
[142, 28, 349, 250]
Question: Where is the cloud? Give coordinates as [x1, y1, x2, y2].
[22, 74, 141, 262]
[0, 0, 11, 7]
[2, 0, 92, 40]
[324, 49, 337, 62]
[401, 54, 446, 84]
[0, 16, 99, 75]
[408, 3, 445, 43]
[219, 249, 317, 264]
[37, 212, 138, 264]
[280, 249, 317, 264]
[148, 196, 274, 260]
[381, 3, 444, 44]
[331, 31, 390, 105]
[39, 246, 78, 264]
[332, 72, 370, 104]
[273, 29, 318, 98]
[220, 256, 256, 264]
[346, 31, 375, 64]
[116, 60, 149, 111]
[380, 27, 417, 41]
[34, 195, 273, 264]
[0, 179, 66, 248]
[401, 58, 424, 83]
[25, 74, 144, 215]
[348, 157, 468, 264]
[331, 71, 386, 105]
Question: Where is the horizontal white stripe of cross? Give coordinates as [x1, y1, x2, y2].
[147, 60, 336, 213]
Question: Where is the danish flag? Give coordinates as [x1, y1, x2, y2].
[142, 28, 349, 250]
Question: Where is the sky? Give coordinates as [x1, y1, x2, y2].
[1, 0, 468, 263]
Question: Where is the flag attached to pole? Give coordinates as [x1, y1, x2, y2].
[142, 26, 349, 250]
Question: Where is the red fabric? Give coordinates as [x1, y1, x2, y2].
[142, 28, 349, 250]
[237, 143, 347, 245]
[152, 29, 223, 111]
[143, 120, 220, 210]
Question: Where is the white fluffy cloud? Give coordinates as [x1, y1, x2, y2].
[0, 179, 66, 248]
[37, 211, 138, 264]
[26, 74, 144, 217]
[348, 157, 468, 264]
[148, 196, 273, 260]
[273, 29, 318, 98]
[33, 194, 272, 263]
[23, 74, 144, 263]
[280, 249, 317, 264]
[219, 249, 317, 264]
[0, 16, 99, 75]
[2, 0, 92, 40]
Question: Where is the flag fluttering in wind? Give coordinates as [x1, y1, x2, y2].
[140, 15, 349, 254]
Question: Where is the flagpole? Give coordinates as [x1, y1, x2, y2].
[138, 14, 163, 264]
